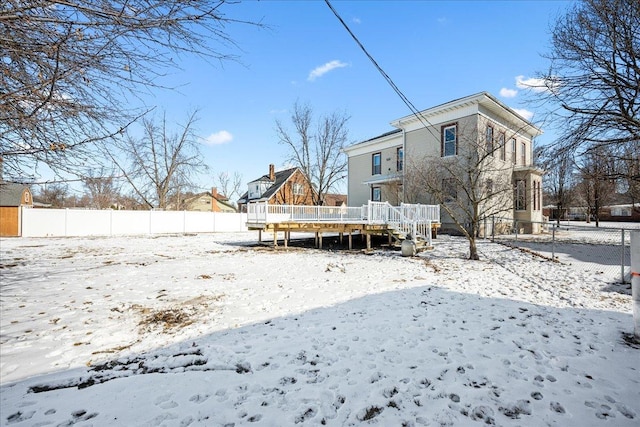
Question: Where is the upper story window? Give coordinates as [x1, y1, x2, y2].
[486, 125, 494, 156]
[442, 124, 457, 157]
[372, 152, 381, 175]
[498, 132, 506, 161]
[520, 141, 527, 165]
[510, 138, 517, 165]
[397, 147, 403, 171]
[292, 182, 304, 196]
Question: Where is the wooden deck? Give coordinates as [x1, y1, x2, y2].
[248, 221, 394, 250]
[246, 201, 441, 250]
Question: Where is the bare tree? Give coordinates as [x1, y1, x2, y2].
[36, 182, 69, 208]
[214, 171, 243, 202]
[575, 147, 617, 226]
[405, 121, 528, 260]
[82, 168, 121, 209]
[1, 1, 260, 182]
[276, 102, 349, 205]
[529, 0, 639, 179]
[538, 145, 576, 223]
[108, 111, 207, 209]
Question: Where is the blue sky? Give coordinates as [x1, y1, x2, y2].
[139, 0, 574, 197]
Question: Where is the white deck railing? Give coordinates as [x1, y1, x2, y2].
[247, 201, 440, 246]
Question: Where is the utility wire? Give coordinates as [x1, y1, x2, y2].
[324, 0, 439, 138]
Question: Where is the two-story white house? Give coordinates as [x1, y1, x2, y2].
[343, 92, 545, 234]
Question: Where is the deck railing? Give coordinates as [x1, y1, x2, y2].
[248, 201, 440, 246]
[247, 201, 365, 224]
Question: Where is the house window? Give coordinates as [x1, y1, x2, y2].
[442, 124, 457, 157]
[498, 132, 506, 161]
[442, 178, 457, 202]
[520, 142, 527, 165]
[511, 138, 517, 165]
[372, 152, 381, 175]
[397, 147, 403, 171]
[292, 183, 304, 196]
[535, 180, 542, 211]
[486, 125, 494, 156]
[515, 180, 526, 211]
[372, 186, 381, 202]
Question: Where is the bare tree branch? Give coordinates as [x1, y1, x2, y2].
[1, 0, 262, 181]
[276, 101, 349, 205]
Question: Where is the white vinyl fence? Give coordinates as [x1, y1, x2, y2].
[20, 207, 248, 237]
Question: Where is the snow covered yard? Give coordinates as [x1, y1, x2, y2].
[0, 232, 638, 426]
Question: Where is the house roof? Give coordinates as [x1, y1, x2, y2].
[344, 91, 543, 155]
[239, 167, 300, 203]
[0, 182, 30, 207]
[182, 191, 236, 211]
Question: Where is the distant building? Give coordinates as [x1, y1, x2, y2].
[0, 182, 33, 236]
[178, 188, 236, 213]
[237, 164, 316, 212]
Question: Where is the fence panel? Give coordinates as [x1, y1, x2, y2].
[21, 208, 247, 237]
[488, 217, 636, 284]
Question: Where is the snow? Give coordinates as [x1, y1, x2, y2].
[1, 232, 639, 426]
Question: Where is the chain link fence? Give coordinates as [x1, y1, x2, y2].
[482, 217, 638, 284]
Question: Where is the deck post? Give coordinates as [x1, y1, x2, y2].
[258, 229, 262, 243]
[284, 230, 288, 249]
[348, 231, 352, 250]
[273, 229, 278, 248]
[388, 231, 392, 246]
[366, 233, 371, 251]
[315, 232, 319, 248]
[319, 232, 323, 249]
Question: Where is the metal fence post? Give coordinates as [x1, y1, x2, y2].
[622, 229, 626, 284]
[483, 216, 487, 240]
[631, 232, 640, 339]
[491, 216, 495, 242]
[552, 225, 556, 261]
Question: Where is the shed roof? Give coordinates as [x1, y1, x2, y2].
[0, 182, 30, 207]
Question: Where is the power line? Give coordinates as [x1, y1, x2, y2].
[324, 0, 439, 137]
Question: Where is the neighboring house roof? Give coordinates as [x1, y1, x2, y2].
[181, 190, 236, 212]
[0, 182, 31, 207]
[238, 167, 300, 203]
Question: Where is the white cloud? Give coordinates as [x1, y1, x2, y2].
[202, 130, 232, 146]
[308, 60, 348, 81]
[352, 17, 361, 24]
[499, 88, 518, 98]
[515, 75, 559, 93]
[512, 108, 534, 121]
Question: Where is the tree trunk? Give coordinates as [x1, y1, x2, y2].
[468, 237, 479, 260]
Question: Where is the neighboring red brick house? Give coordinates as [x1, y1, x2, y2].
[237, 164, 316, 213]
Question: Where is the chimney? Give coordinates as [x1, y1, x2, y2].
[211, 187, 219, 212]
[269, 164, 275, 181]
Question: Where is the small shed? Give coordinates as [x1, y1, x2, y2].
[0, 182, 33, 237]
